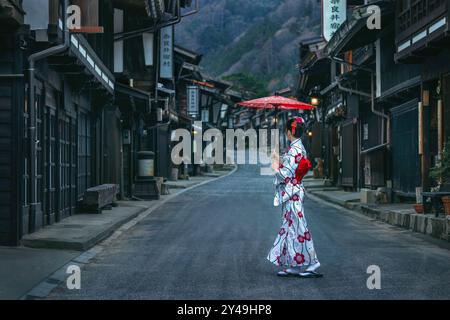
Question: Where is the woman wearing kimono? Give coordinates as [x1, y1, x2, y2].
[267, 117, 322, 278]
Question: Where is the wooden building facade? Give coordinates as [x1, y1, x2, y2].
[0, 0, 200, 246]
[298, 0, 450, 200]
[0, 0, 26, 245]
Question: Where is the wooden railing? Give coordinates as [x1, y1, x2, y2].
[396, 0, 448, 42]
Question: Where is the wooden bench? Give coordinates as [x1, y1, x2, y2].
[81, 184, 119, 214]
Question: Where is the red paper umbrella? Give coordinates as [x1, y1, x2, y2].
[237, 94, 316, 128]
[238, 95, 316, 110]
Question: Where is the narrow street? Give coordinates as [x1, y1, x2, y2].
[48, 165, 450, 300]
[3, 0, 450, 305]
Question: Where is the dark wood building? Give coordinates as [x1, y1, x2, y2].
[298, 1, 418, 197]
[16, 0, 118, 241]
[0, 0, 26, 245]
[298, 37, 330, 173]
[299, 0, 450, 201]
[0, 0, 198, 245]
[395, 0, 450, 193]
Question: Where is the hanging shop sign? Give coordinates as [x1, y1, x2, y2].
[160, 25, 174, 79]
[187, 85, 199, 118]
[322, 0, 347, 42]
[143, 33, 154, 66]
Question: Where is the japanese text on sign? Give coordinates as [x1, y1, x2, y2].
[187, 86, 199, 117]
[322, 0, 347, 41]
[160, 26, 174, 79]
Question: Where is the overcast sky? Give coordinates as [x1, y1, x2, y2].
[23, 0, 50, 30]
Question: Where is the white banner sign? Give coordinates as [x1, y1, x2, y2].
[187, 86, 199, 117]
[143, 32, 154, 66]
[322, 0, 347, 42]
[160, 26, 174, 79]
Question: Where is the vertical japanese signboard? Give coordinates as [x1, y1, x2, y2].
[160, 26, 174, 79]
[322, 0, 347, 42]
[187, 86, 199, 118]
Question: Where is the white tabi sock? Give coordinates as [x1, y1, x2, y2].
[305, 262, 321, 272]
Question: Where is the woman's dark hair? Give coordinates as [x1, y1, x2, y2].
[286, 117, 305, 138]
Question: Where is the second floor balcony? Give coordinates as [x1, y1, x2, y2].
[395, 0, 450, 62]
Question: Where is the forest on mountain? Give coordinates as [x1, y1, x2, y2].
[176, 0, 321, 95]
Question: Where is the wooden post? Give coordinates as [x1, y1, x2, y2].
[418, 102, 423, 156]
[421, 99, 431, 191]
[419, 101, 427, 190]
[437, 99, 443, 154]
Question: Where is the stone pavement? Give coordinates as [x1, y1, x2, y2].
[21, 202, 149, 251]
[44, 164, 450, 300]
[303, 178, 450, 242]
[0, 247, 79, 300]
[0, 166, 237, 300]
[309, 189, 361, 208]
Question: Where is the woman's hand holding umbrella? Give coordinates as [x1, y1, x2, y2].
[271, 150, 280, 171]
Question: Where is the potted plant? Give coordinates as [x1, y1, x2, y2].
[443, 196, 450, 215]
[413, 203, 424, 214]
[429, 141, 450, 215]
[413, 187, 424, 214]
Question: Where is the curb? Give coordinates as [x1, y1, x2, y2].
[359, 204, 450, 241]
[21, 165, 238, 300]
[308, 190, 361, 211]
[306, 190, 450, 243]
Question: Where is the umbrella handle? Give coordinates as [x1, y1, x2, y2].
[274, 106, 279, 129]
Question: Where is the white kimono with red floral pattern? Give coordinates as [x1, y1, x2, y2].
[267, 138, 319, 268]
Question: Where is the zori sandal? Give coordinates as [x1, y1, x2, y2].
[277, 269, 299, 277]
[298, 270, 323, 278]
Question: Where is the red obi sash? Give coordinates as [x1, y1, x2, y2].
[295, 157, 312, 182]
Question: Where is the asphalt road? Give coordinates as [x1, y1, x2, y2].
[48, 165, 450, 299]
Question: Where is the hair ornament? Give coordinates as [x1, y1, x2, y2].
[291, 117, 304, 135]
